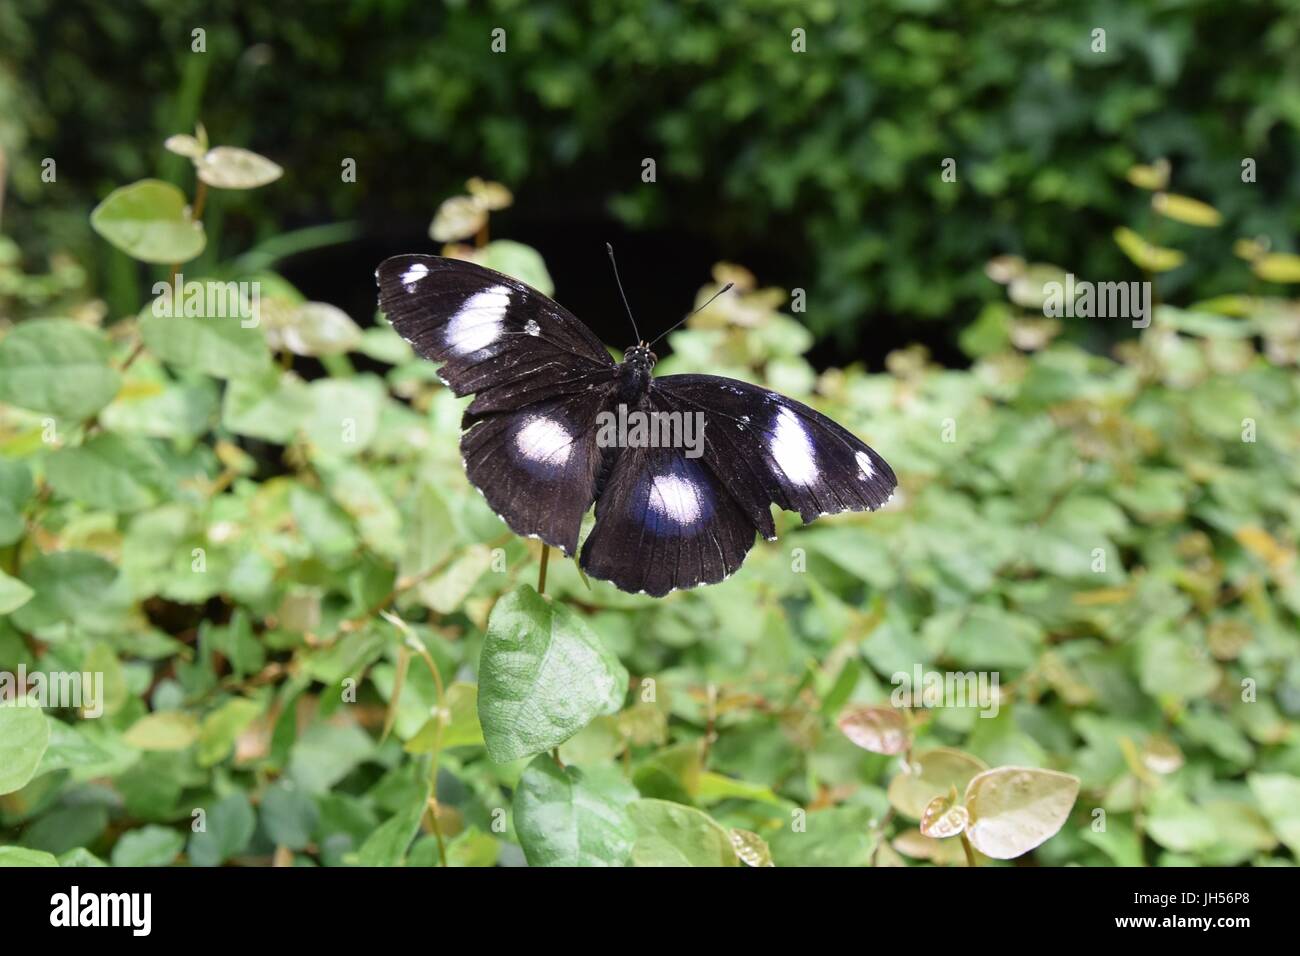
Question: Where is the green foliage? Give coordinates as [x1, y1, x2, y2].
[5, 1, 1300, 348]
[2, 129, 1300, 869]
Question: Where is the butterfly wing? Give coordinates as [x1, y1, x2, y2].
[579, 408, 758, 596]
[376, 254, 616, 416]
[377, 255, 619, 553]
[652, 374, 896, 538]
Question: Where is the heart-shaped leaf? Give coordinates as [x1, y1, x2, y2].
[91, 179, 206, 263]
[628, 799, 737, 867]
[513, 754, 636, 866]
[963, 767, 1080, 859]
[838, 705, 908, 754]
[0, 319, 121, 421]
[887, 747, 987, 819]
[0, 703, 50, 794]
[197, 147, 283, 190]
[478, 585, 627, 763]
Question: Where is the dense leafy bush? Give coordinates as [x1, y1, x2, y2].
[1, 132, 1298, 866]
[3, 0, 1300, 349]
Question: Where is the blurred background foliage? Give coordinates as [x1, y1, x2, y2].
[1, 0, 1300, 868]
[3, 0, 1300, 361]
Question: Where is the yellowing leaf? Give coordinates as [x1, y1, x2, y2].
[1151, 192, 1222, 227]
[963, 767, 1080, 859]
[1125, 159, 1170, 191]
[1252, 253, 1300, 283]
[1114, 227, 1185, 273]
[124, 711, 200, 751]
[197, 147, 283, 190]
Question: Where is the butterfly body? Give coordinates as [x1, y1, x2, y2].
[377, 254, 896, 596]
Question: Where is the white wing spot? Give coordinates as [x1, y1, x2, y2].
[524, 319, 541, 336]
[855, 450, 875, 479]
[770, 407, 818, 486]
[401, 263, 429, 290]
[515, 416, 573, 466]
[648, 474, 702, 525]
[445, 286, 509, 355]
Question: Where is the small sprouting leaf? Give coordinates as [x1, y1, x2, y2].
[513, 754, 636, 867]
[729, 828, 775, 867]
[0, 703, 51, 795]
[628, 799, 738, 867]
[920, 790, 970, 839]
[1113, 227, 1185, 273]
[1252, 253, 1300, 283]
[963, 767, 1080, 859]
[838, 705, 909, 755]
[477, 585, 628, 763]
[430, 195, 486, 243]
[466, 177, 513, 210]
[90, 179, 206, 263]
[1151, 192, 1222, 227]
[887, 747, 988, 819]
[196, 146, 283, 190]
[164, 134, 205, 159]
[0, 319, 122, 421]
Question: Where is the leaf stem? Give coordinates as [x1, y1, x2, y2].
[960, 831, 978, 867]
[537, 544, 550, 596]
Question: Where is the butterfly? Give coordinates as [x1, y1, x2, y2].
[376, 252, 896, 596]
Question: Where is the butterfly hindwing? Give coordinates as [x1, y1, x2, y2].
[579, 396, 757, 596]
[652, 374, 896, 532]
[376, 255, 615, 416]
[461, 383, 618, 556]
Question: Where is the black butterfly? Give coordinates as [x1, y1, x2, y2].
[376, 253, 896, 596]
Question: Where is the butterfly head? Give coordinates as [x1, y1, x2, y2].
[623, 343, 658, 371]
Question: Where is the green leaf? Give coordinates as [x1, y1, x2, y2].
[628, 799, 738, 867]
[0, 847, 58, 867]
[963, 767, 1080, 859]
[0, 703, 50, 794]
[124, 711, 200, 751]
[140, 312, 271, 379]
[477, 240, 555, 296]
[197, 697, 263, 767]
[11, 551, 118, 632]
[1248, 773, 1300, 856]
[110, 825, 185, 866]
[1252, 253, 1300, 283]
[0, 459, 33, 547]
[196, 147, 283, 190]
[1151, 192, 1222, 227]
[0, 568, 34, 615]
[260, 780, 319, 850]
[356, 782, 430, 866]
[188, 792, 256, 867]
[0, 319, 121, 421]
[90, 179, 206, 264]
[513, 754, 636, 866]
[45, 433, 172, 512]
[477, 585, 628, 763]
[769, 805, 880, 866]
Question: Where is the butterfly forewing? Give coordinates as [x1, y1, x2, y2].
[376, 255, 614, 415]
[652, 374, 897, 529]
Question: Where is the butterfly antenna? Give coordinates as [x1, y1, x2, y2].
[648, 282, 734, 348]
[606, 243, 642, 343]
